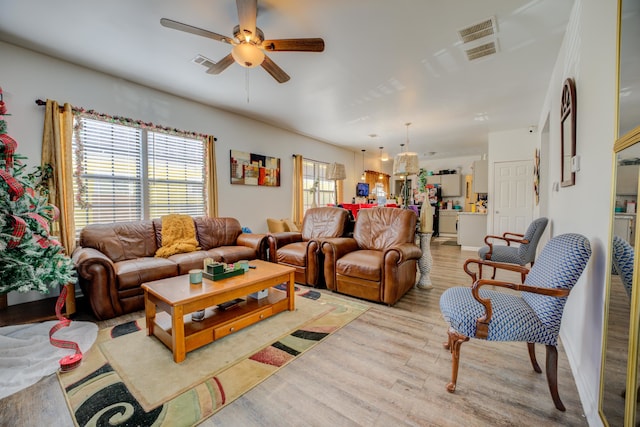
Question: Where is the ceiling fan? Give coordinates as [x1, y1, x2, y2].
[160, 0, 325, 83]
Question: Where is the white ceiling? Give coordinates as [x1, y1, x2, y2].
[0, 0, 574, 160]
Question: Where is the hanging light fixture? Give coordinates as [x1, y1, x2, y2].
[360, 149, 366, 181]
[393, 123, 420, 177]
[393, 123, 420, 209]
[380, 146, 389, 162]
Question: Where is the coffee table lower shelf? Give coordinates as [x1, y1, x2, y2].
[143, 260, 296, 363]
[150, 291, 289, 359]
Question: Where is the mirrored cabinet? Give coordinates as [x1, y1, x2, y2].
[599, 0, 640, 425]
[600, 133, 640, 426]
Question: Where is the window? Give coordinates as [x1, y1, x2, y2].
[302, 158, 335, 213]
[72, 116, 206, 231]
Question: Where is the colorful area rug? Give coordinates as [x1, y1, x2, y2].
[57, 289, 368, 426]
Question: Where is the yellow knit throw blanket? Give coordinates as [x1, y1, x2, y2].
[155, 214, 200, 257]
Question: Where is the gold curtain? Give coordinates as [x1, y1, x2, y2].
[337, 180, 344, 205]
[363, 170, 390, 196]
[292, 155, 304, 226]
[41, 100, 76, 315]
[41, 100, 75, 255]
[205, 135, 218, 217]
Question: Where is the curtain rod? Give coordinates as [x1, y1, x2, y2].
[364, 169, 390, 177]
[34, 99, 216, 141]
[35, 98, 67, 110]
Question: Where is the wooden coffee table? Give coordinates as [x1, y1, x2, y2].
[142, 259, 295, 363]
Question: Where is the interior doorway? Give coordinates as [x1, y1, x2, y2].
[492, 160, 534, 236]
[538, 115, 552, 247]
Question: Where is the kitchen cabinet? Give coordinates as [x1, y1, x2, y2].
[614, 214, 635, 245]
[426, 175, 440, 186]
[617, 164, 639, 195]
[426, 174, 462, 197]
[472, 160, 488, 194]
[457, 212, 488, 249]
[439, 210, 458, 236]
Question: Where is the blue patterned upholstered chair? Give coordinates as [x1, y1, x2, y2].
[474, 217, 548, 282]
[440, 233, 591, 411]
[612, 235, 635, 298]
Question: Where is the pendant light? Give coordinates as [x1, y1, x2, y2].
[360, 149, 366, 181]
[380, 146, 389, 162]
[393, 123, 419, 177]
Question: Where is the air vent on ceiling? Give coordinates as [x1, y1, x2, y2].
[457, 16, 499, 61]
[191, 54, 216, 69]
[457, 17, 497, 44]
[465, 41, 498, 61]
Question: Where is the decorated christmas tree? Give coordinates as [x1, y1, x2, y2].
[0, 87, 76, 295]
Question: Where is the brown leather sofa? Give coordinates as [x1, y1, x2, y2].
[267, 207, 349, 287]
[321, 207, 421, 305]
[72, 216, 267, 320]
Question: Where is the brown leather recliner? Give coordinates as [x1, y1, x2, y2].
[321, 207, 421, 305]
[267, 207, 349, 287]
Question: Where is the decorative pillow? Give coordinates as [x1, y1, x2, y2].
[155, 214, 200, 257]
[267, 218, 286, 233]
[283, 218, 300, 233]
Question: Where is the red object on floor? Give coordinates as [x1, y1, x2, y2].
[49, 286, 83, 371]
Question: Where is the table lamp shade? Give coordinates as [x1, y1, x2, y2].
[326, 162, 347, 180]
[393, 152, 419, 176]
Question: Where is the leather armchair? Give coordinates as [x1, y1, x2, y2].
[321, 207, 421, 305]
[267, 207, 349, 287]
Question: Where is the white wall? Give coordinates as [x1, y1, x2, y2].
[419, 154, 482, 177]
[537, 0, 618, 425]
[0, 41, 355, 304]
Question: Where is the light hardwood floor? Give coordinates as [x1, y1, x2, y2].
[0, 240, 588, 426]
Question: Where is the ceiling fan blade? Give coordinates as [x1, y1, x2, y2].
[160, 18, 233, 44]
[236, 0, 257, 42]
[206, 54, 235, 75]
[261, 55, 290, 83]
[262, 38, 325, 52]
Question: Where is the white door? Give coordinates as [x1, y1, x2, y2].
[493, 160, 534, 236]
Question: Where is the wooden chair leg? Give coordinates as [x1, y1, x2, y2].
[545, 345, 566, 411]
[443, 331, 453, 350]
[527, 342, 542, 373]
[446, 328, 469, 393]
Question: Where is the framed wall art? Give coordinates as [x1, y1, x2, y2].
[230, 150, 280, 186]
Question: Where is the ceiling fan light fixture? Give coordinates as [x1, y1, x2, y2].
[232, 43, 265, 68]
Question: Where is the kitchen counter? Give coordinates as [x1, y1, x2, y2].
[457, 212, 488, 251]
[438, 210, 459, 236]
